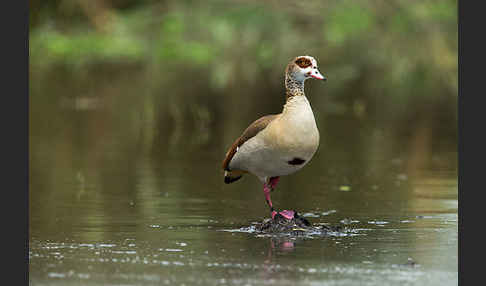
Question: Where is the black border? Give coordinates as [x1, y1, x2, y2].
[10, 0, 30, 284]
[459, 0, 480, 285]
[0, 0, 29, 283]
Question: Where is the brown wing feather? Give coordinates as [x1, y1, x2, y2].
[222, 114, 279, 171]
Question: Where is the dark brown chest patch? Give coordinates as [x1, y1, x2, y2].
[288, 157, 306, 165]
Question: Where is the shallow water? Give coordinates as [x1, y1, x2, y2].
[29, 123, 457, 286]
[29, 73, 457, 285]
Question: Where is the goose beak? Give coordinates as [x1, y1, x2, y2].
[310, 70, 326, 80]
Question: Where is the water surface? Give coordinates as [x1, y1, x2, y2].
[29, 74, 457, 285]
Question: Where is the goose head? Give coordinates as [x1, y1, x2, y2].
[286, 55, 326, 82]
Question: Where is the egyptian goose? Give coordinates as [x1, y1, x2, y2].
[222, 55, 326, 220]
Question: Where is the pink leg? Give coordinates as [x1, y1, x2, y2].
[264, 183, 279, 219]
[263, 183, 274, 211]
[263, 177, 295, 220]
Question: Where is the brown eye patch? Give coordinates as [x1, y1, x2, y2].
[295, 57, 312, 68]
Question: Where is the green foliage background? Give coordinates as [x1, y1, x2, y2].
[30, 0, 457, 153]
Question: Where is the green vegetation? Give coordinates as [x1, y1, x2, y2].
[30, 0, 457, 138]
